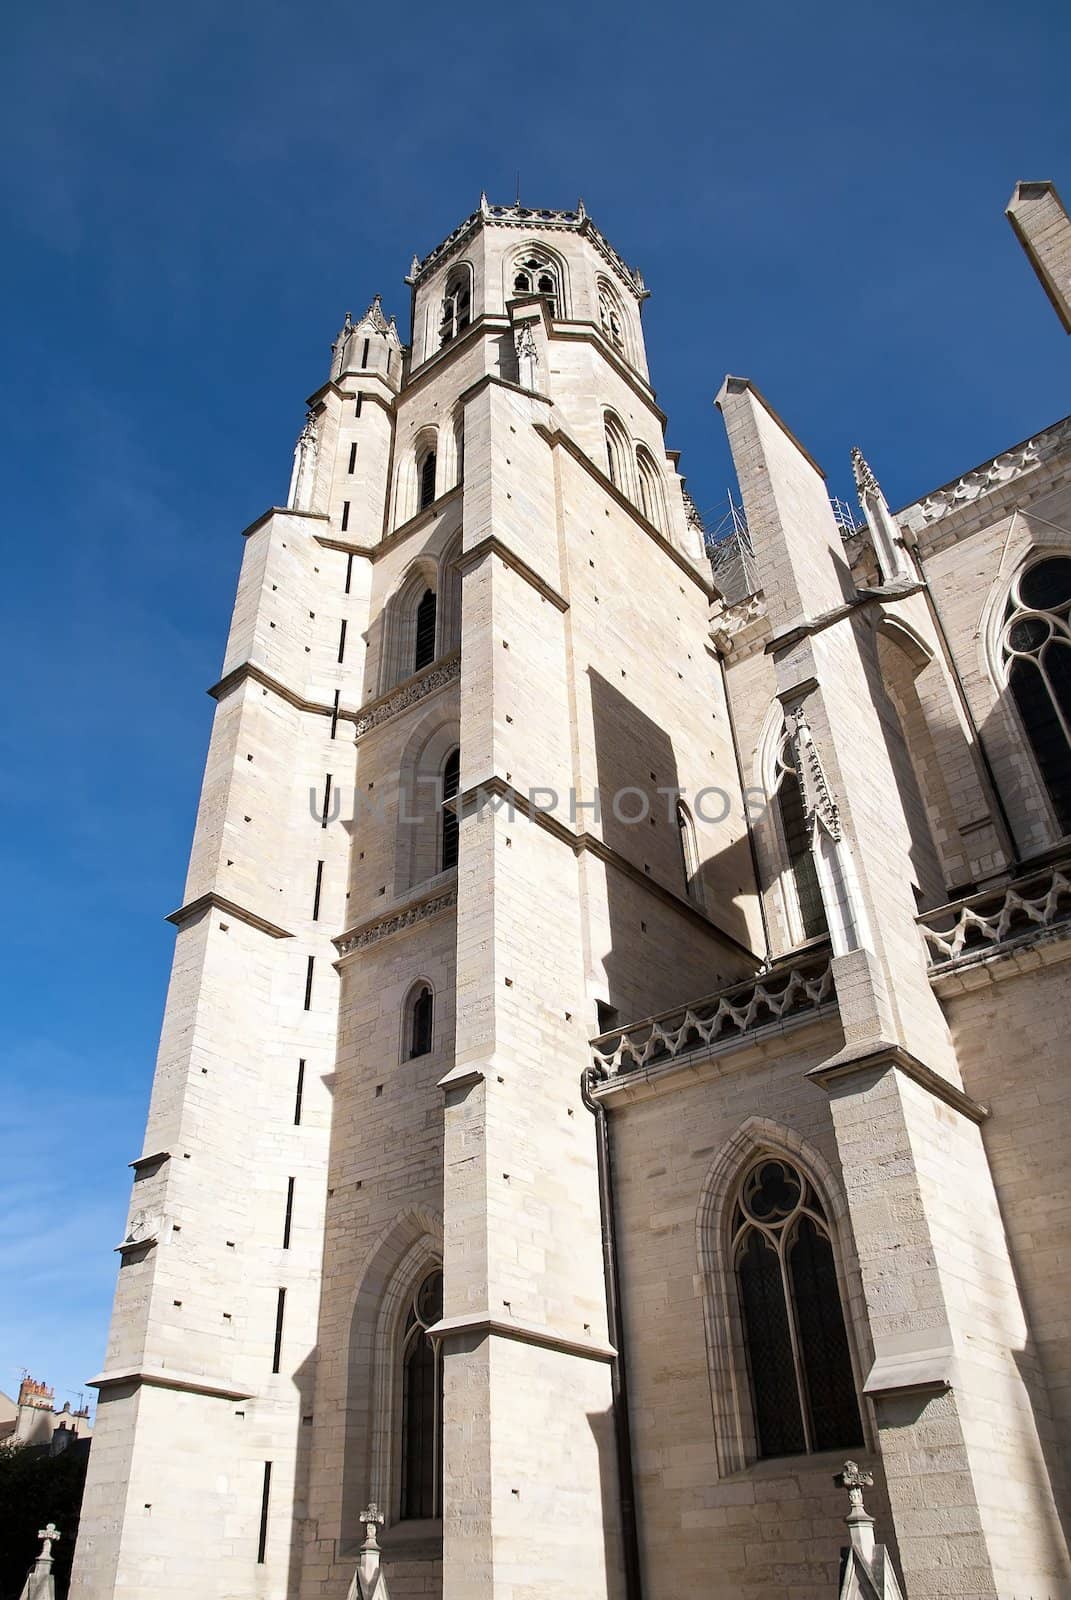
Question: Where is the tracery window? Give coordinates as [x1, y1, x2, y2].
[399, 1269, 443, 1520]
[414, 588, 437, 672]
[1000, 556, 1071, 834]
[597, 278, 625, 352]
[440, 748, 460, 871]
[512, 255, 559, 317]
[773, 733, 827, 941]
[732, 1157, 862, 1458]
[439, 267, 472, 346]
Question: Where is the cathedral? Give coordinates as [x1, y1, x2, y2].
[70, 182, 1071, 1600]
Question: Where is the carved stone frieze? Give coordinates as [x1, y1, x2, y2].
[353, 653, 460, 739]
[335, 883, 458, 958]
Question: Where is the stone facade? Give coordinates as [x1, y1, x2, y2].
[71, 188, 1071, 1599]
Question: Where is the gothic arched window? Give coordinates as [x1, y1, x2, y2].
[773, 733, 828, 942]
[399, 1269, 443, 1520]
[440, 748, 460, 871]
[676, 801, 703, 907]
[418, 448, 437, 511]
[414, 588, 437, 672]
[636, 448, 666, 532]
[604, 413, 631, 497]
[597, 278, 626, 353]
[439, 266, 472, 347]
[732, 1156, 862, 1458]
[1000, 556, 1071, 835]
[512, 254, 559, 317]
[407, 985, 433, 1058]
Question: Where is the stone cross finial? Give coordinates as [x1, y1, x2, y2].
[36, 1525, 61, 1562]
[835, 1460, 876, 1564]
[835, 1460, 873, 1511]
[359, 1503, 384, 1551]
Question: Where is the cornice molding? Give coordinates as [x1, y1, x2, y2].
[533, 424, 713, 596]
[353, 653, 461, 740]
[806, 1041, 989, 1125]
[207, 660, 360, 724]
[457, 775, 758, 962]
[166, 892, 293, 941]
[88, 1367, 254, 1402]
[426, 1311, 615, 1364]
[334, 879, 458, 960]
[239, 506, 331, 541]
[373, 485, 463, 562]
[457, 535, 568, 611]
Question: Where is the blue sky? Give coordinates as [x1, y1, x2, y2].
[1, 0, 1068, 1408]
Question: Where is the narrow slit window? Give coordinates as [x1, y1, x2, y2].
[293, 1060, 305, 1126]
[312, 860, 324, 921]
[345, 553, 353, 594]
[355, 393, 363, 417]
[257, 1462, 272, 1563]
[414, 588, 437, 672]
[419, 450, 437, 511]
[441, 748, 460, 871]
[303, 957, 315, 1011]
[282, 1178, 295, 1249]
[341, 501, 350, 532]
[320, 773, 333, 829]
[348, 442, 357, 473]
[272, 1288, 286, 1374]
[409, 985, 433, 1058]
[337, 619, 347, 663]
[361, 338, 370, 368]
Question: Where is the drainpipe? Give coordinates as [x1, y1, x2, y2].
[581, 1065, 643, 1600]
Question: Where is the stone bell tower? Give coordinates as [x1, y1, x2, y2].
[73, 197, 763, 1600]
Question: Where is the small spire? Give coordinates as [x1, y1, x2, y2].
[406, 253, 421, 284]
[850, 445, 881, 502]
[479, 190, 490, 214]
[849, 445, 915, 585]
[577, 196, 587, 219]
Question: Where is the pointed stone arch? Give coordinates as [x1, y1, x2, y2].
[394, 706, 462, 893]
[342, 1207, 444, 1543]
[381, 556, 439, 692]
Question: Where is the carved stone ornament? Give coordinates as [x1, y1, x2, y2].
[784, 703, 841, 841]
[335, 885, 458, 958]
[353, 655, 461, 739]
[909, 415, 1071, 524]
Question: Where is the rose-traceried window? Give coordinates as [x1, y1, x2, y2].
[732, 1156, 862, 1459]
[1000, 556, 1071, 834]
